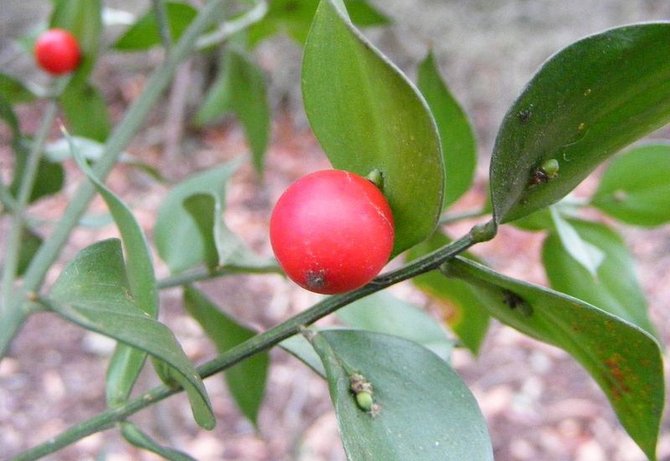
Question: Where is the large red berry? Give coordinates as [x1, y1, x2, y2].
[34, 29, 81, 75]
[270, 169, 394, 294]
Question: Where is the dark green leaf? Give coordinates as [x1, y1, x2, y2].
[592, 143, 670, 226]
[17, 228, 43, 277]
[542, 218, 659, 340]
[184, 286, 269, 426]
[50, 239, 215, 429]
[490, 22, 670, 224]
[308, 329, 493, 461]
[302, 0, 444, 255]
[10, 147, 65, 204]
[247, 0, 389, 46]
[154, 160, 240, 273]
[195, 48, 270, 174]
[0, 73, 35, 104]
[337, 291, 453, 361]
[444, 256, 664, 460]
[280, 334, 326, 377]
[113, 2, 198, 51]
[60, 82, 111, 142]
[406, 231, 490, 354]
[121, 422, 197, 461]
[68, 131, 159, 405]
[417, 52, 476, 208]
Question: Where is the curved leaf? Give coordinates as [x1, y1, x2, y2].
[592, 143, 670, 226]
[113, 1, 198, 51]
[337, 291, 453, 361]
[195, 48, 270, 174]
[68, 132, 159, 406]
[154, 159, 241, 273]
[0, 73, 36, 104]
[184, 286, 269, 426]
[444, 257, 664, 460]
[308, 329, 493, 461]
[121, 422, 196, 461]
[302, 0, 444, 255]
[417, 52, 476, 208]
[50, 239, 215, 430]
[406, 231, 490, 354]
[542, 218, 658, 340]
[490, 22, 670, 223]
[60, 83, 111, 142]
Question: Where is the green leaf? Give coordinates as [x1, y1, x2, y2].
[490, 22, 670, 224]
[68, 131, 159, 406]
[113, 2, 198, 51]
[302, 0, 444, 255]
[154, 159, 241, 273]
[50, 239, 215, 430]
[183, 286, 268, 426]
[195, 48, 270, 174]
[443, 256, 664, 460]
[0, 73, 35, 104]
[406, 231, 490, 354]
[10, 146, 65, 204]
[337, 291, 453, 361]
[542, 218, 659, 340]
[280, 334, 327, 377]
[308, 329, 493, 461]
[549, 207, 604, 277]
[59, 82, 111, 142]
[417, 52, 476, 208]
[592, 143, 670, 226]
[247, 0, 389, 46]
[17, 228, 43, 277]
[121, 422, 197, 461]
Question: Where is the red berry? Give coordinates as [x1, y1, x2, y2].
[270, 169, 394, 294]
[34, 29, 81, 75]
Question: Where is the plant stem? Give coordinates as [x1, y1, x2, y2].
[1, 99, 58, 315]
[439, 208, 489, 225]
[11, 230, 480, 461]
[151, 0, 172, 51]
[156, 264, 282, 290]
[0, 0, 228, 360]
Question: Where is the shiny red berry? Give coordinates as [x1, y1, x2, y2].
[34, 29, 81, 75]
[270, 170, 394, 294]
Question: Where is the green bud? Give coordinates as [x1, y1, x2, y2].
[355, 391, 374, 412]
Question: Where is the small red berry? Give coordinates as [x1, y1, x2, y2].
[34, 29, 81, 75]
[270, 169, 394, 294]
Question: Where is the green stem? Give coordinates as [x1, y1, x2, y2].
[196, 0, 268, 49]
[11, 230, 480, 461]
[439, 208, 489, 225]
[157, 264, 282, 290]
[151, 0, 172, 50]
[0, 0, 228, 360]
[1, 99, 58, 314]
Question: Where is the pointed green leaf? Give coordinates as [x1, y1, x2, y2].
[113, 2, 198, 51]
[417, 52, 476, 208]
[592, 143, 670, 227]
[308, 329, 493, 461]
[17, 228, 43, 277]
[542, 218, 658, 340]
[50, 239, 215, 429]
[195, 48, 270, 173]
[280, 334, 326, 377]
[68, 132, 159, 405]
[406, 231, 490, 354]
[549, 207, 604, 277]
[184, 286, 268, 426]
[490, 22, 670, 224]
[302, 0, 444, 255]
[154, 159, 241, 273]
[10, 146, 65, 204]
[247, 0, 389, 46]
[444, 256, 664, 460]
[0, 73, 36, 104]
[337, 291, 453, 361]
[121, 422, 197, 461]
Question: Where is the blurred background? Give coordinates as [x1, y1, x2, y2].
[1, 1, 670, 460]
